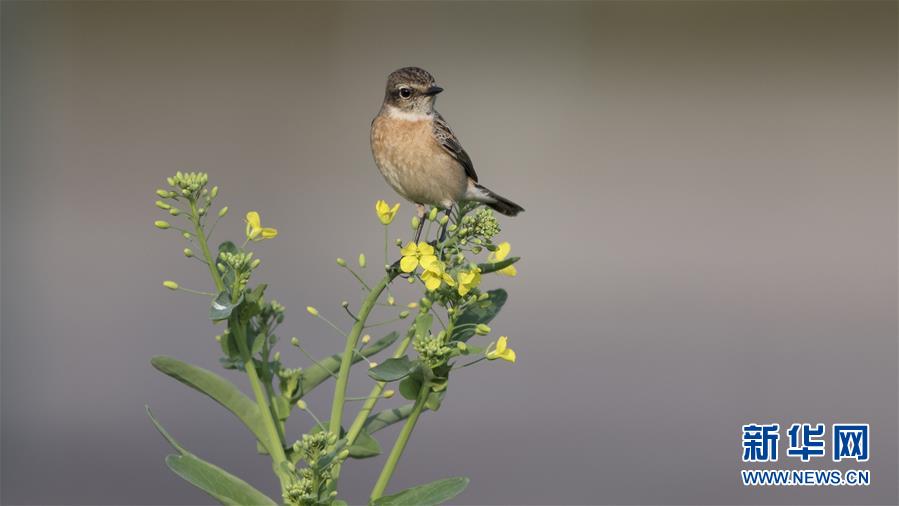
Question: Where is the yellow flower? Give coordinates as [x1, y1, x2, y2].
[488, 241, 517, 277]
[420, 256, 455, 291]
[399, 241, 436, 273]
[457, 267, 482, 296]
[375, 200, 401, 225]
[245, 211, 278, 241]
[486, 336, 516, 363]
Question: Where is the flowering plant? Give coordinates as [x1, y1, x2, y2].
[148, 173, 521, 505]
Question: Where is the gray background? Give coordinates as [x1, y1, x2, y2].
[1, 1, 897, 505]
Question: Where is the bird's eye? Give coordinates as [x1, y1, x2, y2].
[398, 87, 412, 99]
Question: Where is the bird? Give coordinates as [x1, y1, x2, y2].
[371, 67, 523, 242]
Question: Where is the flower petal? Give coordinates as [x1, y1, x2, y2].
[499, 265, 517, 277]
[400, 242, 418, 257]
[494, 242, 511, 261]
[261, 227, 278, 239]
[417, 242, 435, 256]
[499, 348, 516, 363]
[400, 256, 419, 273]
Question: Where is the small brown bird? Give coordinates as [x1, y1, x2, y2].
[371, 67, 523, 240]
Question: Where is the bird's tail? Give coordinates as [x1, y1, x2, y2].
[468, 183, 524, 217]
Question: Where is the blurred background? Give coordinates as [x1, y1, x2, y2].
[1, 1, 896, 505]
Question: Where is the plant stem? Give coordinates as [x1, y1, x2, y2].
[231, 316, 291, 491]
[328, 273, 394, 449]
[189, 199, 224, 292]
[370, 382, 430, 500]
[330, 328, 415, 481]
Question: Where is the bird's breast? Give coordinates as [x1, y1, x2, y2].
[370, 114, 466, 206]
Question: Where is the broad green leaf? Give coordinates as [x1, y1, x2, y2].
[363, 404, 418, 434]
[166, 454, 277, 505]
[477, 256, 519, 275]
[151, 356, 272, 453]
[210, 291, 242, 322]
[398, 374, 422, 401]
[147, 406, 276, 505]
[414, 313, 433, 339]
[372, 477, 469, 506]
[299, 331, 399, 395]
[451, 289, 507, 342]
[368, 356, 417, 382]
[348, 430, 382, 459]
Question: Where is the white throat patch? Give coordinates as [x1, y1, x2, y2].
[385, 106, 431, 122]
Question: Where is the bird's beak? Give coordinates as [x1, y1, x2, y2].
[424, 85, 444, 96]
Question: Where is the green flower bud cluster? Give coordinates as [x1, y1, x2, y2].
[292, 430, 336, 466]
[217, 251, 259, 290]
[466, 207, 500, 240]
[413, 333, 454, 369]
[167, 171, 209, 199]
[283, 467, 316, 505]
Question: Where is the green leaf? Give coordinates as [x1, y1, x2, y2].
[210, 291, 242, 322]
[414, 313, 433, 339]
[363, 404, 417, 434]
[299, 331, 399, 395]
[146, 406, 188, 455]
[147, 406, 276, 505]
[218, 240, 239, 255]
[348, 430, 382, 459]
[477, 256, 519, 275]
[398, 374, 422, 401]
[425, 390, 445, 412]
[451, 289, 507, 342]
[368, 356, 417, 382]
[166, 454, 277, 505]
[151, 356, 272, 453]
[372, 477, 470, 506]
[250, 332, 266, 356]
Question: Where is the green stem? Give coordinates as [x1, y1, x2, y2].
[370, 382, 430, 500]
[189, 199, 224, 292]
[328, 272, 395, 449]
[331, 327, 415, 481]
[232, 316, 291, 491]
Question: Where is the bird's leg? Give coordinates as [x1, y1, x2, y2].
[413, 204, 426, 243]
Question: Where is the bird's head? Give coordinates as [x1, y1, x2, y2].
[383, 67, 443, 115]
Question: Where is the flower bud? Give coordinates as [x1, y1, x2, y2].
[428, 207, 439, 221]
[183, 248, 194, 257]
[154, 220, 171, 229]
[198, 207, 206, 216]
[250, 258, 261, 269]
[338, 449, 350, 460]
[476, 324, 491, 335]
[328, 433, 338, 445]
[407, 302, 418, 309]
[296, 400, 307, 410]
[182, 231, 192, 239]
[407, 277, 415, 284]
[358, 253, 366, 268]
[456, 342, 467, 351]
[387, 295, 395, 306]
[395, 238, 403, 247]
[168, 208, 181, 216]
[210, 186, 219, 199]
[383, 389, 395, 399]
[217, 262, 226, 272]
[411, 216, 420, 230]
[215, 334, 222, 342]
[155, 200, 171, 210]
[439, 215, 449, 225]
[291, 337, 300, 347]
[448, 224, 458, 232]
[273, 351, 281, 361]
[472, 246, 482, 254]
[166, 177, 175, 186]
[163, 280, 179, 290]
[419, 297, 432, 309]
[336, 257, 347, 267]
[217, 206, 228, 217]
[156, 189, 172, 198]
[306, 306, 319, 316]
[361, 334, 371, 344]
[447, 307, 455, 315]
[478, 293, 490, 301]
[341, 300, 349, 308]
[399, 310, 410, 319]
[369, 362, 378, 368]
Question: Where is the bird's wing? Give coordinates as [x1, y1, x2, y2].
[432, 112, 477, 182]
